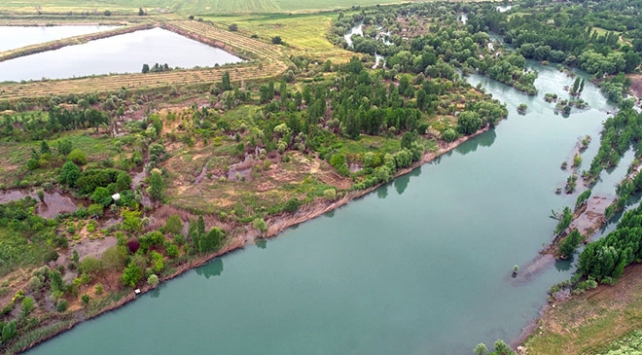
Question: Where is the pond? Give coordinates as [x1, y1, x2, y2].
[26, 64, 628, 354]
[0, 27, 243, 82]
[0, 25, 119, 52]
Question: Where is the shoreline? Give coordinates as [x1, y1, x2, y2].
[12, 126, 492, 354]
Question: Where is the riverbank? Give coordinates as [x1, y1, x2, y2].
[522, 261, 642, 354]
[10, 126, 492, 354]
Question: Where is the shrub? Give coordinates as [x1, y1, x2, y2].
[252, 218, 268, 233]
[81, 294, 90, 306]
[91, 187, 112, 207]
[60, 161, 81, 187]
[324, 189, 337, 201]
[284, 198, 301, 213]
[147, 274, 159, 286]
[68, 149, 87, 165]
[88, 204, 104, 218]
[95, 284, 104, 294]
[56, 300, 68, 312]
[166, 243, 179, 258]
[165, 215, 183, 235]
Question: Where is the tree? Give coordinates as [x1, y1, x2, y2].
[148, 171, 164, 201]
[91, 187, 112, 207]
[271, 36, 283, 45]
[151, 251, 165, 273]
[79, 256, 103, 275]
[165, 215, 183, 235]
[559, 229, 582, 258]
[138, 7, 145, 16]
[457, 111, 482, 135]
[57, 138, 73, 156]
[474, 343, 488, 355]
[101, 246, 128, 272]
[147, 274, 159, 286]
[142, 64, 150, 73]
[68, 148, 87, 165]
[61, 161, 81, 187]
[221, 71, 232, 91]
[122, 262, 143, 287]
[115, 172, 132, 192]
[252, 218, 267, 234]
[228, 24, 238, 32]
[40, 141, 51, 154]
[199, 228, 224, 253]
[20, 297, 35, 318]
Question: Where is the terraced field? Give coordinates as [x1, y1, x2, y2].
[0, 20, 288, 100]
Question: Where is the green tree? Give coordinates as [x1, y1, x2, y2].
[81, 294, 91, 306]
[79, 256, 103, 275]
[56, 138, 73, 156]
[138, 7, 145, 16]
[474, 343, 488, 355]
[148, 171, 164, 201]
[91, 187, 113, 207]
[221, 71, 232, 91]
[148, 274, 159, 286]
[115, 172, 132, 192]
[559, 229, 582, 258]
[122, 262, 143, 287]
[228, 23, 238, 32]
[199, 228, 224, 253]
[20, 297, 35, 318]
[151, 251, 165, 273]
[142, 64, 150, 73]
[272, 36, 283, 45]
[252, 218, 268, 234]
[68, 148, 87, 165]
[60, 161, 81, 187]
[165, 215, 183, 235]
[101, 246, 128, 272]
[40, 141, 51, 154]
[457, 111, 482, 135]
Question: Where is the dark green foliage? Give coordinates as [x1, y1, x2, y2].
[56, 299, 68, 312]
[575, 190, 591, 210]
[91, 187, 112, 207]
[221, 71, 233, 91]
[75, 168, 122, 194]
[284, 198, 301, 213]
[122, 262, 143, 287]
[67, 148, 87, 165]
[554, 207, 573, 235]
[271, 36, 283, 45]
[115, 172, 132, 192]
[199, 228, 225, 254]
[457, 111, 483, 135]
[559, 229, 582, 258]
[60, 161, 81, 187]
[578, 203, 642, 283]
[148, 172, 164, 201]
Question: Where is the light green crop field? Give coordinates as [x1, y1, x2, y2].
[0, 0, 417, 15]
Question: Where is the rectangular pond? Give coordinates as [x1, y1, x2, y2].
[0, 27, 243, 82]
[0, 25, 120, 52]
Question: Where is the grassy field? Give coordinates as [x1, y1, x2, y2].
[524, 263, 642, 354]
[206, 12, 353, 63]
[0, 0, 417, 15]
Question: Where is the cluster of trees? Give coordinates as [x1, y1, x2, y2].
[586, 105, 642, 182]
[1, 107, 107, 141]
[334, 3, 539, 94]
[141, 63, 173, 74]
[577, 202, 642, 284]
[500, 2, 641, 76]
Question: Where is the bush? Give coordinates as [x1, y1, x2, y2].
[164, 215, 183, 235]
[56, 299, 68, 312]
[441, 128, 458, 142]
[91, 187, 113, 207]
[81, 294, 90, 306]
[166, 243, 179, 258]
[252, 218, 268, 233]
[147, 274, 159, 286]
[87, 204, 104, 218]
[324, 189, 337, 201]
[284, 198, 301, 213]
[68, 149, 87, 165]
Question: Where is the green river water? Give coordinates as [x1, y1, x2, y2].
[28, 64, 622, 354]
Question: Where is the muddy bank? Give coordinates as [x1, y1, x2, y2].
[0, 188, 78, 218]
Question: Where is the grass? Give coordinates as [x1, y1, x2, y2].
[524, 263, 642, 354]
[205, 12, 353, 63]
[0, 0, 421, 15]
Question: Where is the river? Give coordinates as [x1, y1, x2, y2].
[0, 28, 243, 82]
[0, 25, 119, 52]
[27, 65, 623, 354]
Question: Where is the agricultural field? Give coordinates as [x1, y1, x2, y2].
[205, 12, 355, 63]
[0, 0, 421, 15]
